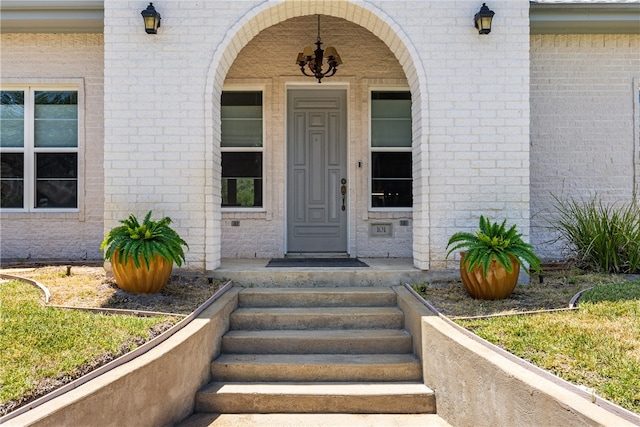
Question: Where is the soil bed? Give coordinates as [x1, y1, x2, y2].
[413, 267, 628, 318]
[1, 265, 222, 315]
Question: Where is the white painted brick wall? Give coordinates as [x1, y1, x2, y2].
[0, 34, 104, 262]
[530, 34, 640, 260]
[406, 0, 532, 269]
[0, 1, 532, 270]
[103, 1, 248, 270]
[102, 0, 531, 270]
[4, 3, 633, 270]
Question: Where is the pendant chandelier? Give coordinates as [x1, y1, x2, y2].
[296, 15, 342, 83]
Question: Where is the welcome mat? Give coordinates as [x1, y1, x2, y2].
[266, 258, 369, 268]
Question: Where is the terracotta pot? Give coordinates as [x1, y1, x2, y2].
[459, 252, 520, 300]
[110, 253, 172, 294]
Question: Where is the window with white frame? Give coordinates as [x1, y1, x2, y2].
[221, 91, 263, 208]
[370, 90, 412, 208]
[1, 88, 79, 210]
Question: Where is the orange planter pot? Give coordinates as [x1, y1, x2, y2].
[459, 252, 520, 300]
[110, 254, 173, 295]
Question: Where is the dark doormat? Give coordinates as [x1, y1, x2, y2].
[266, 258, 369, 268]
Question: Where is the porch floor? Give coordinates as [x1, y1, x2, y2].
[209, 258, 457, 287]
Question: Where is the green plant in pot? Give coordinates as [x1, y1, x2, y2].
[446, 215, 541, 300]
[101, 211, 188, 294]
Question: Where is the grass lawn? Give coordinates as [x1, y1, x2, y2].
[456, 280, 640, 414]
[0, 279, 180, 415]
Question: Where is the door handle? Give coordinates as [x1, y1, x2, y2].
[340, 178, 347, 211]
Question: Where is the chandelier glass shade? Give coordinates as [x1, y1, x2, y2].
[296, 15, 342, 83]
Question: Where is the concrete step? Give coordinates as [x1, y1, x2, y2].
[222, 329, 413, 354]
[211, 354, 422, 382]
[229, 307, 404, 330]
[178, 413, 452, 427]
[195, 382, 436, 414]
[238, 287, 397, 308]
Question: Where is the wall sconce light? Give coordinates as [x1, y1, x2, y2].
[474, 3, 495, 34]
[141, 2, 161, 34]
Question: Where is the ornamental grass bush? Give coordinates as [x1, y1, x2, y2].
[551, 195, 640, 274]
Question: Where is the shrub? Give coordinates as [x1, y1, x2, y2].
[446, 215, 541, 277]
[100, 211, 188, 270]
[551, 195, 640, 274]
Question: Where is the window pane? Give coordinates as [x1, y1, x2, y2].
[371, 91, 412, 148]
[0, 91, 25, 148]
[221, 91, 262, 148]
[34, 91, 78, 148]
[222, 105, 262, 119]
[371, 119, 412, 147]
[372, 152, 412, 179]
[371, 99, 411, 118]
[221, 118, 263, 147]
[36, 153, 77, 178]
[1, 153, 24, 208]
[222, 152, 262, 207]
[371, 152, 412, 208]
[35, 153, 77, 208]
[222, 91, 262, 107]
[35, 180, 77, 208]
[371, 179, 412, 208]
[222, 178, 262, 207]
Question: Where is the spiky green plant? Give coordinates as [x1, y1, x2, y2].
[551, 195, 640, 274]
[446, 215, 541, 277]
[100, 211, 188, 270]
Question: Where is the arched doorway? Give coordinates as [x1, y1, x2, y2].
[204, 2, 429, 271]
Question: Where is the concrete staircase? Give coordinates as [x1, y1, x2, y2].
[180, 287, 444, 426]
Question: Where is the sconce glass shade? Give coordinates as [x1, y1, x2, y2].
[141, 2, 161, 34]
[474, 3, 495, 34]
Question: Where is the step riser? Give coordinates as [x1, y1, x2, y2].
[239, 291, 397, 308]
[230, 312, 404, 330]
[211, 363, 422, 382]
[211, 354, 422, 382]
[222, 336, 412, 354]
[179, 413, 451, 427]
[196, 394, 436, 414]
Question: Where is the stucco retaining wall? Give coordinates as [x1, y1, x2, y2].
[396, 285, 639, 426]
[421, 310, 640, 427]
[4, 288, 240, 427]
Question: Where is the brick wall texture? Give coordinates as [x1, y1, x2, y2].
[0, 33, 104, 262]
[6, 2, 636, 271]
[99, 0, 531, 271]
[530, 34, 640, 259]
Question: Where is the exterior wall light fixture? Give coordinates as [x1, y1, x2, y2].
[474, 3, 495, 34]
[296, 15, 342, 83]
[141, 2, 161, 34]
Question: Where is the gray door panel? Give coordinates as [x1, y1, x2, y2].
[287, 90, 347, 253]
